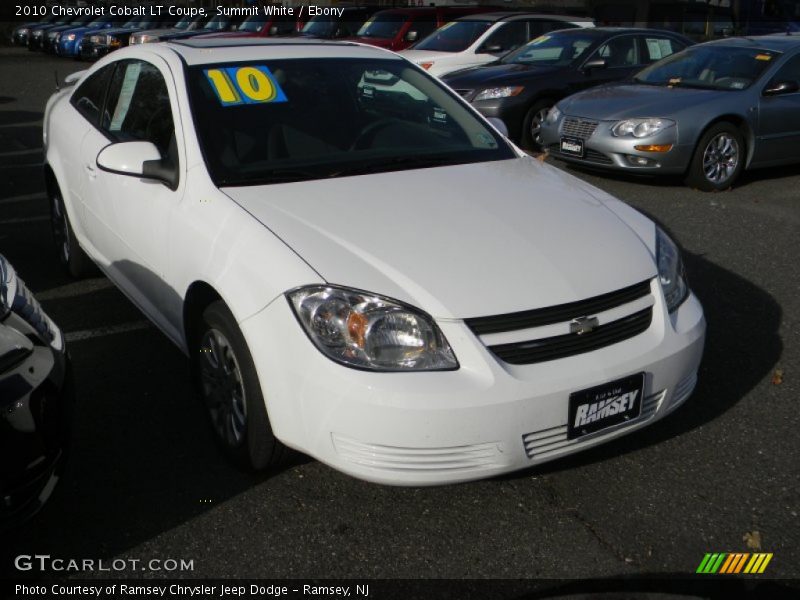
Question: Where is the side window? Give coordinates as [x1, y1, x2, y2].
[102, 60, 176, 160]
[534, 19, 579, 36]
[771, 54, 800, 84]
[642, 36, 685, 63]
[481, 21, 528, 54]
[409, 19, 437, 42]
[70, 65, 114, 126]
[594, 35, 639, 68]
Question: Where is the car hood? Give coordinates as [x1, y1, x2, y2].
[400, 49, 453, 63]
[347, 36, 394, 48]
[222, 158, 656, 318]
[559, 83, 728, 120]
[444, 62, 563, 87]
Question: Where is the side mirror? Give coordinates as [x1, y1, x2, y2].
[582, 58, 606, 72]
[486, 117, 509, 138]
[763, 79, 800, 96]
[96, 141, 178, 190]
[405, 30, 418, 43]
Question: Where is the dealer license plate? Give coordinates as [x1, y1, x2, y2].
[567, 373, 645, 440]
[560, 137, 584, 157]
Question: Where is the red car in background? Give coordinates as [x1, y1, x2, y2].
[347, 6, 504, 51]
[197, 12, 309, 39]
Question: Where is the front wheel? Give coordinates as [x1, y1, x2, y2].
[521, 100, 553, 151]
[191, 301, 287, 471]
[685, 123, 744, 191]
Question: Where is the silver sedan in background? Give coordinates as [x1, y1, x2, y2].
[541, 35, 800, 191]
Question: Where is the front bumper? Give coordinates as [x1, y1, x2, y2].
[541, 115, 692, 175]
[241, 280, 705, 486]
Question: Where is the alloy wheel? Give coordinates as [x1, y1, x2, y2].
[199, 328, 248, 447]
[529, 107, 551, 146]
[702, 133, 739, 185]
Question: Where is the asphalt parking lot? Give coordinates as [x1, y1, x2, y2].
[1, 46, 799, 583]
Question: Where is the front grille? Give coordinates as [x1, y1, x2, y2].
[465, 280, 651, 335]
[548, 145, 614, 165]
[561, 117, 599, 140]
[522, 390, 664, 458]
[490, 307, 652, 365]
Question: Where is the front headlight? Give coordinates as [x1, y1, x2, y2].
[65, 33, 76, 41]
[106, 35, 121, 47]
[288, 285, 458, 371]
[546, 105, 561, 124]
[612, 118, 675, 138]
[18, 28, 30, 35]
[473, 86, 524, 102]
[33, 30, 44, 38]
[656, 227, 688, 313]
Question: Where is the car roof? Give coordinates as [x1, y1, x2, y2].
[456, 12, 589, 23]
[701, 34, 800, 52]
[164, 37, 398, 64]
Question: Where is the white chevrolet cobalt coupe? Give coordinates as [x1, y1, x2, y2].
[43, 39, 705, 485]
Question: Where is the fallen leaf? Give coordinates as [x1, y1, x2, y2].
[743, 530, 762, 550]
[771, 369, 783, 385]
[536, 151, 548, 163]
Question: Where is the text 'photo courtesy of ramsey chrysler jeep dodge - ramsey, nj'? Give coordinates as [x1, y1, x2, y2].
[42, 37, 705, 486]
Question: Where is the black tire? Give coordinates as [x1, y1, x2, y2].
[521, 99, 554, 151]
[191, 300, 287, 471]
[49, 187, 94, 278]
[685, 122, 745, 192]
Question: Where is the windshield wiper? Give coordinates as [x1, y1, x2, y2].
[329, 155, 465, 178]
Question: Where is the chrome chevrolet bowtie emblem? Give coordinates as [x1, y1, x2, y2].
[570, 316, 599, 335]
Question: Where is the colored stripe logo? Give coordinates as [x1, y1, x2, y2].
[696, 553, 773, 574]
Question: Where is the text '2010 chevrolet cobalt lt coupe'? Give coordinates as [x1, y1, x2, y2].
[43, 38, 705, 485]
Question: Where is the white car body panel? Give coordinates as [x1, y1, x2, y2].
[223, 156, 656, 319]
[43, 40, 704, 485]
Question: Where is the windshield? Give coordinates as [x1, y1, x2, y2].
[357, 15, 408, 39]
[503, 31, 598, 66]
[301, 15, 336, 37]
[239, 16, 268, 32]
[187, 58, 514, 186]
[203, 16, 233, 31]
[414, 20, 493, 53]
[634, 46, 781, 91]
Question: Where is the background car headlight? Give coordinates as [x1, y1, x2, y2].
[65, 33, 76, 41]
[288, 285, 458, 371]
[473, 86, 524, 102]
[106, 35, 121, 47]
[656, 227, 688, 312]
[612, 118, 674, 138]
[546, 105, 561, 124]
[18, 28, 30, 35]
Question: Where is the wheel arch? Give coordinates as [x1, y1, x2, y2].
[183, 280, 224, 351]
[696, 114, 755, 168]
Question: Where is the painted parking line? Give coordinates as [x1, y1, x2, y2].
[0, 192, 46, 205]
[37, 278, 114, 301]
[0, 215, 48, 225]
[65, 320, 153, 343]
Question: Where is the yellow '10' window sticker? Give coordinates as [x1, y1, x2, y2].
[754, 53, 773, 61]
[205, 65, 288, 106]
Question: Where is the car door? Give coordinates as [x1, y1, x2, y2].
[91, 57, 185, 331]
[71, 64, 117, 259]
[756, 53, 800, 164]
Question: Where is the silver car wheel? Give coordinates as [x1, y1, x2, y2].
[529, 107, 550, 146]
[702, 133, 739, 185]
[199, 328, 248, 447]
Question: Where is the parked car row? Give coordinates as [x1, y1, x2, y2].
[13, 7, 594, 60]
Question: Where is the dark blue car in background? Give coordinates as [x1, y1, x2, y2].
[56, 15, 129, 58]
